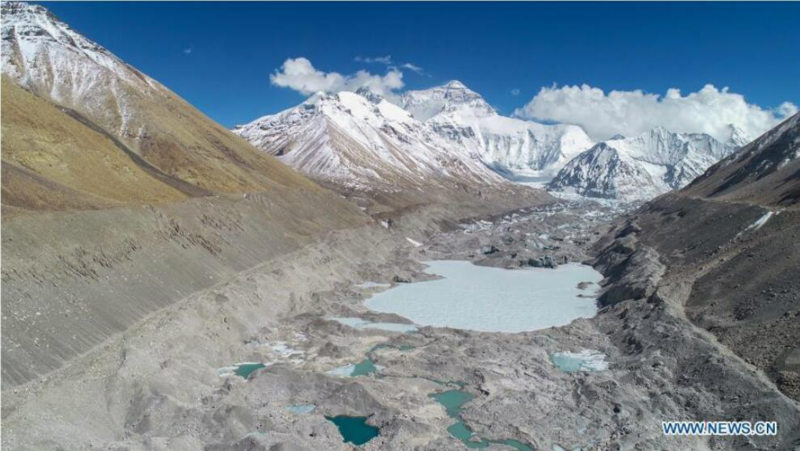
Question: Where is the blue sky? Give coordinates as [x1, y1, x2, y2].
[43, 2, 800, 129]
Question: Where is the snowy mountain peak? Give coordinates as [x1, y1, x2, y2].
[2, 1, 159, 91]
[2, 1, 169, 142]
[354, 86, 384, 104]
[726, 124, 752, 147]
[237, 82, 596, 188]
[401, 80, 495, 121]
[648, 125, 672, 136]
[3, 2, 95, 50]
[549, 127, 739, 200]
[443, 79, 468, 89]
[296, 90, 414, 126]
[233, 88, 505, 189]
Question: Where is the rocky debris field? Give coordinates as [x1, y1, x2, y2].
[3, 199, 799, 451]
[419, 200, 633, 269]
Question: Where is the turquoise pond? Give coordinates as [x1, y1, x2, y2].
[365, 261, 603, 333]
[218, 363, 266, 380]
[430, 389, 473, 416]
[328, 357, 379, 377]
[234, 363, 266, 379]
[429, 390, 534, 451]
[325, 415, 380, 446]
[328, 341, 417, 378]
[351, 358, 378, 376]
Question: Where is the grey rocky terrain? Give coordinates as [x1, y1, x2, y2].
[5, 193, 799, 451]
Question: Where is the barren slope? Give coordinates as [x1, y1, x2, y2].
[0, 3, 370, 386]
[595, 113, 800, 400]
[1, 77, 188, 213]
[1, 2, 324, 207]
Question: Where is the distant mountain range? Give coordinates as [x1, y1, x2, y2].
[236, 80, 751, 201]
[548, 127, 740, 201]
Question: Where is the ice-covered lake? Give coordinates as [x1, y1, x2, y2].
[365, 261, 603, 333]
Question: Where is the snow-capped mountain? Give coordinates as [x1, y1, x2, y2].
[683, 112, 800, 206]
[725, 124, 752, 147]
[548, 127, 739, 201]
[1, 1, 328, 204]
[233, 90, 507, 191]
[235, 80, 593, 193]
[401, 80, 495, 121]
[1, 1, 169, 142]
[401, 81, 595, 180]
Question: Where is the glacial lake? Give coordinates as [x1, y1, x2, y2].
[365, 261, 603, 333]
[325, 415, 380, 445]
[429, 389, 533, 450]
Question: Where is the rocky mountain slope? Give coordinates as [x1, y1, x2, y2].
[683, 113, 800, 206]
[1, 1, 322, 214]
[594, 112, 800, 401]
[0, 2, 370, 385]
[549, 127, 739, 200]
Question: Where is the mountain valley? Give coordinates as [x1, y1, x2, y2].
[2, 3, 799, 451]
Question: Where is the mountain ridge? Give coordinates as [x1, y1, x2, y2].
[1, 1, 327, 211]
[236, 81, 596, 192]
[233, 89, 512, 194]
[548, 127, 739, 200]
[682, 112, 800, 207]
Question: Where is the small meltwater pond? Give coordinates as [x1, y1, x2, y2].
[429, 389, 534, 450]
[217, 362, 267, 380]
[327, 357, 379, 377]
[325, 415, 380, 446]
[549, 349, 609, 373]
[365, 261, 603, 333]
[330, 317, 418, 333]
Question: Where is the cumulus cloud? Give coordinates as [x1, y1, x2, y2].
[270, 57, 404, 98]
[514, 83, 798, 142]
[355, 55, 393, 65]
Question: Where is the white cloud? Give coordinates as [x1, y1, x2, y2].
[514, 83, 798, 142]
[401, 63, 425, 75]
[270, 57, 405, 98]
[355, 55, 393, 65]
[510, 88, 520, 96]
[183, 48, 192, 55]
